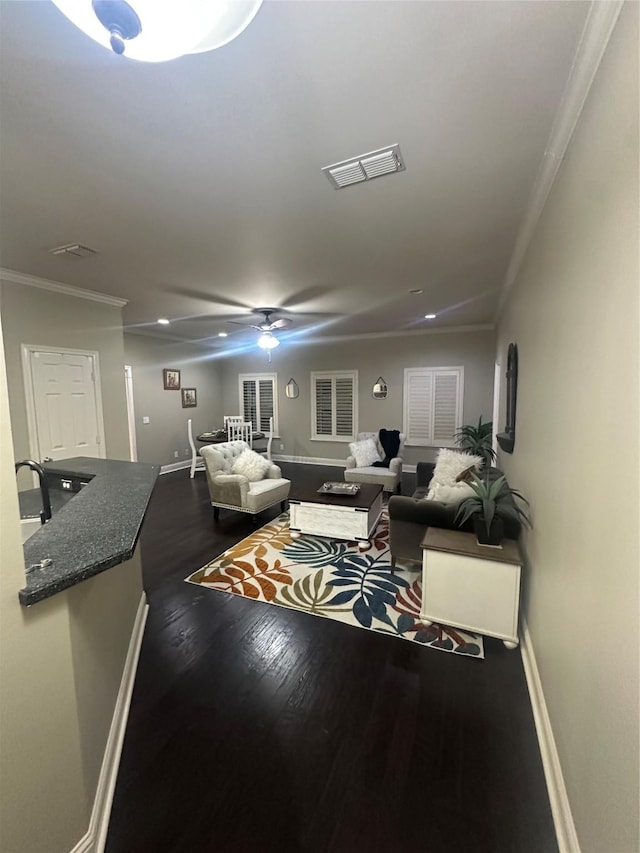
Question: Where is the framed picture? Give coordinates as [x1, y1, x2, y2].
[163, 368, 181, 390]
[181, 387, 197, 408]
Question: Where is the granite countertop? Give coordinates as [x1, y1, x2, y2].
[19, 457, 159, 607]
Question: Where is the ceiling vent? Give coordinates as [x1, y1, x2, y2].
[49, 243, 98, 258]
[322, 144, 405, 189]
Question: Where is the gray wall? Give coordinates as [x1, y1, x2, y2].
[496, 6, 638, 851]
[0, 278, 130, 464]
[0, 285, 144, 851]
[124, 333, 223, 466]
[219, 329, 496, 466]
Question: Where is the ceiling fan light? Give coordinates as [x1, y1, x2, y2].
[51, 0, 263, 62]
[257, 332, 279, 350]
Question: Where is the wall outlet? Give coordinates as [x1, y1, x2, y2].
[142, 416, 150, 424]
[279, 443, 284, 450]
[173, 450, 179, 458]
[185, 448, 190, 456]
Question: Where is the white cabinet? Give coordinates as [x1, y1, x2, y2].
[420, 528, 522, 649]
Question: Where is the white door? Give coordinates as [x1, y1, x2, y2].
[28, 349, 103, 461]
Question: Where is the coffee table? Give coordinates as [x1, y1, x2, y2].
[288, 482, 383, 549]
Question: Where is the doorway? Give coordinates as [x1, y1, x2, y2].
[22, 344, 106, 462]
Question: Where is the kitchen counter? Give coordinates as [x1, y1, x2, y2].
[19, 457, 159, 607]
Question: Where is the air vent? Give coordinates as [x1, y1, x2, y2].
[49, 243, 98, 258]
[322, 144, 405, 189]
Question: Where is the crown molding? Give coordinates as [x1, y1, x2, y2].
[0, 268, 128, 308]
[495, 0, 624, 320]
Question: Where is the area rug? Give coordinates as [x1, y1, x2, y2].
[185, 511, 483, 658]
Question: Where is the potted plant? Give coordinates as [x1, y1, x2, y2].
[454, 417, 496, 466]
[455, 472, 531, 546]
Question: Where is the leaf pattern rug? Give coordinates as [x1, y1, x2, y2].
[186, 511, 483, 658]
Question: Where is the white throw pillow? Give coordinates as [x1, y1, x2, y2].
[349, 437, 382, 468]
[431, 448, 484, 487]
[231, 449, 271, 482]
[426, 481, 476, 505]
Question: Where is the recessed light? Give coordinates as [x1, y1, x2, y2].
[218, 332, 228, 338]
[157, 318, 170, 325]
[409, 289, 423, 294]
[424, 313, 437, 320]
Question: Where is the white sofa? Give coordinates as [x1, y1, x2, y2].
[200, 440, 290, 521]
[344, 430, 405, 494]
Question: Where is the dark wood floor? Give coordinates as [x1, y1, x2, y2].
[105, 464, 557, 853]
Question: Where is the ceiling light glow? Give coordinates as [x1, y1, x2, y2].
[218, 332, 228, 338]
[424, 313, 437, 319]
[51, 0, 263, 63]
[257, 332, 280, 350]
[157, 317, 170, 325]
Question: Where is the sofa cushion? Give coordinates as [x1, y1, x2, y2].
[431, 448, 483, 487]
[231, 448, 271, 482]
[349, 437, 381, 467]
[426, 481, 476, 505]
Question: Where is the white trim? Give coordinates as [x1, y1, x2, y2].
[21, 344, 107, 463]
[496, 1, 624, 319]
[70, 593, 149, 853]
[0, 267, 127, 307]
[124, 366, 137, 462]
[521, 618, 580, 853]
[492, 359, 502, 458]
[160, 459, 191, 474]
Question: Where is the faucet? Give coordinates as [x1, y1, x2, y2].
[15, 460, 52, 525]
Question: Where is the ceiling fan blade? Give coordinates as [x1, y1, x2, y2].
[227, 320, 262, 331]
[269, 318, 291, 329]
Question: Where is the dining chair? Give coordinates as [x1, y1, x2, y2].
[224, 415, 243, 439]
[188, 418, 205, 478]
[256, 416, 273, 460]
[228, 421, 252, 446]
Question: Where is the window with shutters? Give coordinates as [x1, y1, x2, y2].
[238, 373, 278, 435]
[311, 370, 357, 441]
[403, 366, 464, 446]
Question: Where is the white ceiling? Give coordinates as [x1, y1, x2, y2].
[0, 0, 590, 348]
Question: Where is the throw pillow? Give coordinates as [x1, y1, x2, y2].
[231, 449, 271, 482]
[431, 448, 483, 487]
[349, 437, 382, 468]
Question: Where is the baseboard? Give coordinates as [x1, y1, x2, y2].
[70, 593, 149, 853]
[160, 460, 191, 474]
[521, 618, 580, 853]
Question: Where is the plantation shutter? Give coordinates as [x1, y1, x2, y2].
[238, 374, 278, 434]
[433, 372, 459, 443]
[403, 367, 463, 446]
[405, 370, 433, 445]
[335, 377, 353, 437]
[257, 380, 274, 432]
[312, 371, 357, 441]
[315, 378, 333, 436]
[242, 380, 257, 429]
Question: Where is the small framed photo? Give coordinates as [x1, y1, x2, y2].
[163, 368, 181, 390]
[181, 387, 197, 408]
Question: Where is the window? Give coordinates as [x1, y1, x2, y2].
[311, 370, 357, 441]
[238, 373, 278, 434]
[403, 366, 464, 446]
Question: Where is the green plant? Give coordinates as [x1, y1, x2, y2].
[455, 472, 531, 538]
[454, 417, 496, 465]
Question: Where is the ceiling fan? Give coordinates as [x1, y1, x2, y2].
[228, 308, 292, 352]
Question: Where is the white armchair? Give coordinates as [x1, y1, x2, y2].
[344, 430, 405, 494]
[200, 440, 290, 522]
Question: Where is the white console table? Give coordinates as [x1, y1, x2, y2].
[420, 528, 522, 649]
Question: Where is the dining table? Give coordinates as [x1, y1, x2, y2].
[196, 429, 266, 445]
